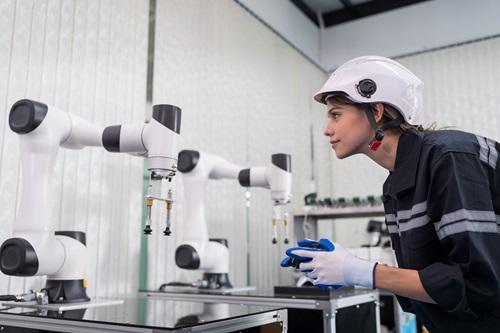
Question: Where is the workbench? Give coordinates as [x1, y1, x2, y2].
[0, 295, 287, 332]
[142, 286, 380, 333]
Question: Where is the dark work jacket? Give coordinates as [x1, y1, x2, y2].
[383, 129, 500, 333]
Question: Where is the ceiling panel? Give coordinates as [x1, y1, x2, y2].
[292, 0, 431, 27]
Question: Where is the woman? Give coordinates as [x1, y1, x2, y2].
[282, 56, 500, 332]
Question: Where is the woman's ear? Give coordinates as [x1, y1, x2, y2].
[372, 103, 385, 124]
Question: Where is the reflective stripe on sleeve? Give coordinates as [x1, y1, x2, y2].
[487, 138, 498, 169]
[476, 135, 490, 165]
[396, 201, 427, 221]
[436, 220, 498, 240]
[434, 209, 497, 231]
[387, 225, 399, 234]
[385, 201, 429, 234]
[399, 215, 430, 233]
[476, 135, 497, 169]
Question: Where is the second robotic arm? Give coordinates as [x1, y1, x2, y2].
[174, 151, 292, 289]
[238, 154, 292, 244]
[175, 150, 242, 289]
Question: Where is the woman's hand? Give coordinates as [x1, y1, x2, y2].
[283, 239, 377, 289]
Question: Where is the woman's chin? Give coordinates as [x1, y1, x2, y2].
[333, 147, 354, 159]
[334, 150, 347, 159]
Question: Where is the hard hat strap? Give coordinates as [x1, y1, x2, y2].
[361, 103, 403, 151]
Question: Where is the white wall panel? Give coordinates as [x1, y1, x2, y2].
[149, 0, 328, 293]
[0, 0, 149, 298]
[236, 0, 321, 66]
[328, 37, 500, 247]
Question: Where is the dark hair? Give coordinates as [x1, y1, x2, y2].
[325, 92, 436, 132]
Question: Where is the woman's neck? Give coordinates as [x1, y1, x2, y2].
[364, 132, 401, 172]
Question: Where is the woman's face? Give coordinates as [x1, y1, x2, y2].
[323, 101, 373, 159]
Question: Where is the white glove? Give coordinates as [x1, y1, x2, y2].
[292, 242, 377, 288]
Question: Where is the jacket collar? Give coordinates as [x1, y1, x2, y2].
[385, 131, 423, 198]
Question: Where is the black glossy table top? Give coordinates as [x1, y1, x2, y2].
[0, 296, 283, 330]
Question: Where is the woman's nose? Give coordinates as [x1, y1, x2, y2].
[324, 121, 334, 137]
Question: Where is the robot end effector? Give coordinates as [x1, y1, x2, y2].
[108, 104, 183, 236]
[101, 103, 182, 236]
[238, 154, 292, 244]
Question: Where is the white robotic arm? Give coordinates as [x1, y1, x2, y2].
[173, 150, 241, 289]
[102, 106, 181, 236]
[178, 150, 242, 242]
[0, 99, 181, 303]
[238, 153, 292, 244]
[173, 150, 291, 289]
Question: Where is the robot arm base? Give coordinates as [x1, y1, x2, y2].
[44, 279, 90, 303]
[199, 273, 232, 289]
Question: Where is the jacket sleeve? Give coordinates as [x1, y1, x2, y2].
[419, 150, 500, 319]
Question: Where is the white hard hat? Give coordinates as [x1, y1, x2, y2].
[314, 56, 423, 124]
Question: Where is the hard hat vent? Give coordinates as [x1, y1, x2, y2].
[356, 79, 377, 98]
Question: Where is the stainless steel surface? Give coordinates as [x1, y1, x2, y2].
[143, 289, 330, 310]
[1, 297, 124, 313]
[295, 205, 385, 218]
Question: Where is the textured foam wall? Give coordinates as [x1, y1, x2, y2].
[0, 0, 148, 297]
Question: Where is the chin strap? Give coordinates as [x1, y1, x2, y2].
[361, 103, 403, 151]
